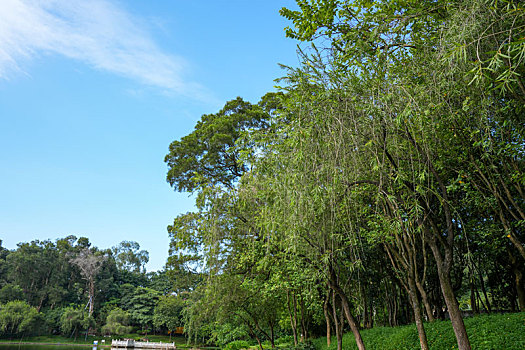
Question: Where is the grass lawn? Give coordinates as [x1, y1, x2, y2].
[0, 334, 191, 348]
[311, 312, 525, 350]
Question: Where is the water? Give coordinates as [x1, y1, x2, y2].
[0, 345, 104, 350]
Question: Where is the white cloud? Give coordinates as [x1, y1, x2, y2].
[0, 0, 202, 96]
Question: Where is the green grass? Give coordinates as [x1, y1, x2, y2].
[0, 335, 102, 345]
[0, 334, 190, 348]
[311, 312, 525, 350]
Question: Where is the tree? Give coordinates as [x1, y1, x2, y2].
[165, 96, 272, 193]
[101, 308, 132, 336]
[147, 270, 173, 295]
[165, 94, 286, 345]
[69, 248, 107, 316]
[126, 287, 160, 335]
[60, 306, 94, 340]
[153, 295, 184, 339]
[6, 240, 63, 311]
[112, 241, 149, 273]
[0, 300, 42, 337]
[0, 284, 24, 304]
[0, 240, 8, 287]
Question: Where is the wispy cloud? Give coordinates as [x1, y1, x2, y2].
[0, 0, 204, 97]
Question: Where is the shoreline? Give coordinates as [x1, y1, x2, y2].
[0, 342, 111, 348]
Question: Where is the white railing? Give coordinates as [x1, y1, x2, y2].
[111, 339, 176, 349]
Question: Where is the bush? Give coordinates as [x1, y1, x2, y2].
[276, 335, 294, 345]
[286, 341, 316, 350]
[222, 340, 251, 350]
[44, 307, 67, 334]
[0, 300, 43, 337]
[60, 306, 95, 339]
[101, 308, 132, 336]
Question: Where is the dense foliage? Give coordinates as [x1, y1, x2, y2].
[0, 1, 523, 349]
[164, 1, 525, 350]
[0, 238, 183, 339]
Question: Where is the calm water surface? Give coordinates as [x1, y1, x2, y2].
[0, 346, 107, 350]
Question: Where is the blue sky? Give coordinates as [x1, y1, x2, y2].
[0, 0, 300, 271]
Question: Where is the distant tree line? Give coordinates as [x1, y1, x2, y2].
[0, 237, 184, 340]
[163, 1, 525, 350]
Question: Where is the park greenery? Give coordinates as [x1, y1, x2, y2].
[1, 0, 524, 350]
[163, 0, 525, 350]
[0, 237, 182, 340]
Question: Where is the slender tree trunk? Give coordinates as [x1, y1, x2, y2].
[508, 248, 525, 312]
[299, 296, 308, 341]
[246, 323, 263, 350]
[477, 269, 491, 313]
[328, 266, 366, 350]
[338, 289, 365, 350]
[470, 281, 479, 314]
[514, 266, 525, 312]
[508, 231, 525, 261]
[360, 282, 372, 329]
[37, 295, 46, 312]
[390, 284, 398, 327]
[254, 333, 263, 350]
[323, 290, 332, 347]
[331, 291, 342, 350]
[416, 280, 434, 322]
[287, 291, 298, 346]
[88, 278, 95, 316]
[428, 236, 471, 350]
[408, 277, 429, 350]
[407, 127, 470, 348]
[269, 321, 275, 349]
[476, 289, 488, 312]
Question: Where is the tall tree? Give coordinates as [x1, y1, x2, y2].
[112, 241, 149, 273]
[70, 248, 107, 316]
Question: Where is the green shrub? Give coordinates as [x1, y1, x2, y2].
[44, 307, 67, 334]
[59, 306, 95, 339]
[276, 335, 294, 345]
[0, 300, 43, 337]
[101, 308, 132, 336]
[286, 341, 316, 350]
[222, 340, 251, 350]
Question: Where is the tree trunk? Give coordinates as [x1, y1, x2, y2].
[287, 291, 299, 346]
[88, 278, 95, 316]
[470, 281, 479, 314]
[327, 267, 366, 350]
[514, 266, 525, 312]
[406, 127, 470, 348]
[331, 291, 343, 350]
[269, 321, 275, 349]
[389, 283, 398, 327]
[360, 282, 372, 329]
[415, 279, 434, 322]
[508, 231, 525, 261]
[254, 334, 263, 350]
[508, 248, 525, 312]
[323, 291, 332, 347]
[428, 236, 471, 350]
[337, 288, 366, 350]
[246, 323, 263, 350]
[299, 296, 308, 341]
[477, 269, 491, 313]
[408, 277, 429, 350]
